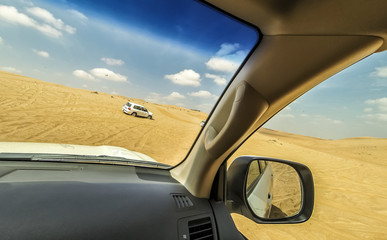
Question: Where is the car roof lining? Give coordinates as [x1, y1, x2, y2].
[207, 0, 387, 51]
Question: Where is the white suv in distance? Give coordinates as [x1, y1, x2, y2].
[122, 102, 153, 119]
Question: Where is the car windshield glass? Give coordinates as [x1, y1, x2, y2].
[0, 0, 259, 167]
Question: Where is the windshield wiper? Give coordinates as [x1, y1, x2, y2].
[0, 153, 172, 169]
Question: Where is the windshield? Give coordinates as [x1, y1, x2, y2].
[0, 0, 258, 166]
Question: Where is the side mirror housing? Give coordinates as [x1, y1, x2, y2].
[226, 156, 314, 224]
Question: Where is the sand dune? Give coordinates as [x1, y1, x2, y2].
[1, 71, 387, 239]
[0, 71, 207, 165]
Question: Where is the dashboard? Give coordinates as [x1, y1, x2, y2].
[0, 161, 242, 240]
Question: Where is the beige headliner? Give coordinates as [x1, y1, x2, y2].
[171, 0, 387, 197]
[209, 0, 387, 51]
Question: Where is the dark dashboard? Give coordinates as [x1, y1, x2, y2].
[0, 161, 242, 240]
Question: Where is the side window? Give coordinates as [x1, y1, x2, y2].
[229, 52, 387, 239]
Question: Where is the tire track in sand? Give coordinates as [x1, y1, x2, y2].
[25, 123, 66, 141]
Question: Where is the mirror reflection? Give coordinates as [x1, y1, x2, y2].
[246, 160, 302, 219]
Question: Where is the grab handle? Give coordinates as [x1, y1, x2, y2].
[204, 82, 269, 157]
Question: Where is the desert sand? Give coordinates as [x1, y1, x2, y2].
[0, 71, 207, 166]
[1, 71, 387, 239]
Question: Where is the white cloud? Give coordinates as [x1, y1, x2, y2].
[205, 43, 246, 73]
[0, 5, 62, 38]
[146, 92, 185, 103]
[145, 92, 163, 103]
[165, 69, 201, 87]
[101, 57, 124, 66]
[35, 24, 62, 38]
[81, 84, 88, 88]
[205, 57, 238, 73]
[0, 5, 35, 26]
[205, 73, 227, 86]
[73, 70, 96, 81]
[0, 36, 3, 44]
[165, 92, 185, 101]
[214, 78, 227, 86]
[311, 115, 343, 124]
[74, 68, 127, 82]
[90, 68, 127, 82]
[362, 113, 387, 122]
[293, 113, 343, 124]
[188, 90, 212, 98]
[216, 43, 240, 56]
[277, 113, 295, 118]
[0, 66, 21, 73]
[365, 98, 387, 112]
[332, 120, 343, 124]
[188, 90, 218, 101]
[32, 49, 49, 58]
[374, 66, 387, 78]
[68, 9, 88, 21]
[26, 7, 75, 34]
[111, 91, 119, 95]
[362, 98, 387, 122]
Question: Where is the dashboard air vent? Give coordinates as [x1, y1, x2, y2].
[172, 194, 193, 209]
[188, 217, 214, 240]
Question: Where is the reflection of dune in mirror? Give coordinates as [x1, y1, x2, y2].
[270, 162, 302, 218]
[246, 161, 259, 190]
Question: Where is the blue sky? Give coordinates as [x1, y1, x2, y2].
[0, 0, 386, 139]
[265, 51, 387, 139]
[0, 0, 258, 112]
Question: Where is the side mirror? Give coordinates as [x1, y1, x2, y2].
[226, 156, 314, 224]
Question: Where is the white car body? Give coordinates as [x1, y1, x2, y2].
[247, 162, 274, 218]
[122, 102, 153, 119]
[0, 142, 157, 163]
